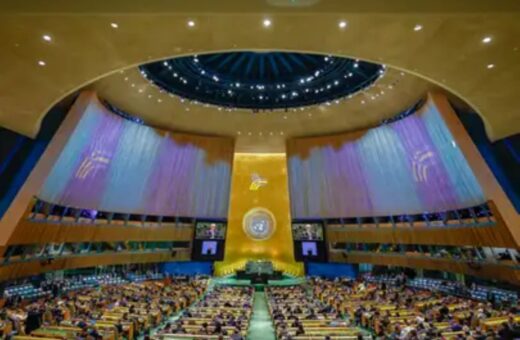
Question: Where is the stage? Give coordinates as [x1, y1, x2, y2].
[212, 275, 306, 290]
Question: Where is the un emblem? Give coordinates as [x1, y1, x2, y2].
[243, 208, 276, 241]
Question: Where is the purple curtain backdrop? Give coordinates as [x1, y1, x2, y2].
[287, 99, 485, 218]
[39, 94, 234, 218]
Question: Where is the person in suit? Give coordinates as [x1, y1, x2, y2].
[303, 224, 316, 240]
[206, 223, 219, 239]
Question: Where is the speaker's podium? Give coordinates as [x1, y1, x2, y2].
[236, 260, 283, 284]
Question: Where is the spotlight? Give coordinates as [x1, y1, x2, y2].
[263, 19, 272, 27]
[187, 20, 196, 27]
[414, 24, 423, 31]
[482, 36, 492, 44]
[37, 60, 46, 66]
[487, 63, 495, 69]
[338, 20, 348, 29]
[110, 22, 119, 29]
[42, 34, 52, 42]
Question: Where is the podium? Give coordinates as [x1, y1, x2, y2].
[236, 260, 283, 284]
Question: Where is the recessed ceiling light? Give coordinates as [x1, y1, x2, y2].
[263, 19, 272, 27]
[110, 22, 118, 29]
[42, 34, 52, 42]
[361, 100, 365, 104]
[487, 63, 495, 69]
[338, 20, 348, 29]
[138, 89, 143, 93]
[37, 60, 46, 66]
[131, 83, 135, 87]
[414, 24, 423, 32]
[187, 20, 196, 27]
[482, 36, 492, 44]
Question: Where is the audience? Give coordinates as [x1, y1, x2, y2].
[156, 286, 253, 339]
[0, 275, 207, 339]
[267, 285, 367, 339]
[313, 275, 520, 339]
[1, 271, 518, 339]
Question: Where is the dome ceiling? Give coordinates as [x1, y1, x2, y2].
[139, 52, 384, 110]
[0, 0, 519, 144]
[89, 65, 434, 152]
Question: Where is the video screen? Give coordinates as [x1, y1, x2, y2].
[292, 223, 324, 241]
[201, 241, 218, 256]
[195, 221, 226, 239]
[302, 241, 318, 256]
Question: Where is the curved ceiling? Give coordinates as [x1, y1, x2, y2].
[139, 51, 384, 110]
[89, 66, 432, 152]
[0, 0, 519, 144]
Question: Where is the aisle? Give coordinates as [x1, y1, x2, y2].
[247, 291, 276, 340]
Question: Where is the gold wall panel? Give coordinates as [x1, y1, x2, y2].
[215, 153, 303, 276]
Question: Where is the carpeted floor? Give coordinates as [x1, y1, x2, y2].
[247, 291, 276, 340]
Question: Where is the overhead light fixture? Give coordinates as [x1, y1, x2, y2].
[110, 22, 119, 29]
[414, 24, 423, 32]
[263, 19, 272, 27]
[482, 36, 492, 44]
[338, 20, 348, 29]
[487, 63, 495, 69]
[187, 20, 196, 27]
[42, 34, 52, 42]
[37, 60, 46, 66]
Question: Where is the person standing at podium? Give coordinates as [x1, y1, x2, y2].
[206, 223, 219, 239]
[304, 224, 316, 240]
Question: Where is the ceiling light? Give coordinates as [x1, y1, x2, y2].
[414, 24, 423, 31]
[42, 34, 52, 42]
[338, 20, 348, 29]
[487, 63, 495, 69]
[482, 36, 492, 44]
[37, 60, 46, 66]
[263, 19, 272, 27]
[110, 22, 119, 29]
[187, 20, 196, 27]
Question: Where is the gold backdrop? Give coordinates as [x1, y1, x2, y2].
[214, 153, 303, 276]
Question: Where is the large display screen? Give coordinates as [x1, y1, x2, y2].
[195, 221, 226, 240]
[201, 241, 218, 256]
[301, 241, 318, 256]
[192, 220, 227, 261]
[291, 222, 324, 241]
